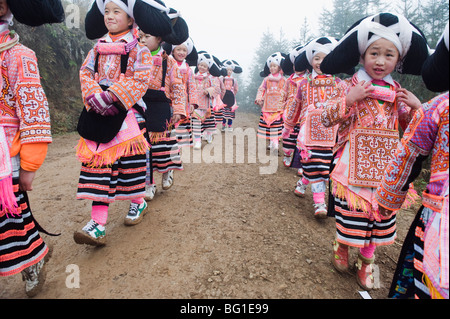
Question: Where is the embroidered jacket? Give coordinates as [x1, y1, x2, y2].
[178, 61, 198, 117]
[222, 76, 238, 95]
[0, 30, 51, 171]
[376, 93, 449, 211]
[256, 74, 286, 113]
[280, 72, 306, 127]
[80, 32, 152, 111]
[194, 72, 218, 110]
[147, 49, 186, 116]
[321, 72, 414, 154]
[284, 73, 340, 131]
[76, 32, 152, 167]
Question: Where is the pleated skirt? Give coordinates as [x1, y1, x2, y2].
[149, 132, 183, 174]
[0, 179, 48, 277]
[257, 113, 283, 140]
[334, 196, 397, 248]
[175, 118, 193, 148]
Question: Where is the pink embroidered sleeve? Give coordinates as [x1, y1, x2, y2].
[255, 79, 267, 102]
[187, 69, 199, 107]
[80, 49, 103, 111]
[322, 80, 352, 128]
[167, 60, 186, 116]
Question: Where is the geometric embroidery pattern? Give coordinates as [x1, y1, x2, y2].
[304, 108, 338, 147]
[349, 128, 399, 188]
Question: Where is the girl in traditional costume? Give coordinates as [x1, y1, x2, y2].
[376, 22, 449, 299]
[205, 56, 225, 139]
[255, 52, 287, 153]
[192, 51, 221, 150]
[138, 10, 189, 201]
[221, 59, 243, 132]
[320, 13, 430, 290]
[284, 37, 342, 219]
[164, 38, 199, 149]
[280, 45, 307, 168]
[0, 0, 64, 297]
[74, 0, 174, 247]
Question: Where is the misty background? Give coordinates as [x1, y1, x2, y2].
[10, 0, 449, 133]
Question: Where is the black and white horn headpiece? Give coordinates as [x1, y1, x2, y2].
[260, 52, 287, 77]
[5, 0, 65, 27]
[197, 51, 222, 77]
[222, 60, 243, 74]
[85, 0, 174, 40]
[321, 13, 430, 75]
[294, 37, 337, 73]
[282, 44, 305, 75]
[422, 22, 449, 93]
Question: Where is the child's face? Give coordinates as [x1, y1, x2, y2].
[198, 62, 209, 74]
[0, 0, 8, 17]
[269, 63, 281, 75]
[227, 68, 233, 76]
[104, 2, 133, 35]
[139, 33, 162, 52]
[312, 52, 326, 75]
[363, 38, 400, 80]
[173, 45, 188, 62]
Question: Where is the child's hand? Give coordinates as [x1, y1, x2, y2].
[171, 114, 183, 125]
[346, 81, 375, 108]
[379, 206, 394, 219]
[19, 169, 36, 192]
[396, 88, 422, 111]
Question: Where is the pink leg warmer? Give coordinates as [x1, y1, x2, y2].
[313, 192, 326, 205]
[132, 198, 144, 205]
[360, 244, 376, 259]
[302, 177, 310, 186]
[91, 204, 109, 226]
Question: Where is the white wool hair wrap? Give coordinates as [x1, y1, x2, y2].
[97, 0, 170, 18]
[198, 53, 214, 68]
[340, 13, 422, 59]
[289, 45, 305, 63]
[305, 37, 337, 65]
[267, 52, 284, 67]
[173, 37, 194, 55]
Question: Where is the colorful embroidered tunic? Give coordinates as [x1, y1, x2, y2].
[76, 32, 152, 168]
[322, 69, 416, 222]
[192, 72, 218, 122]
[147, 49, 185, 117]
[256, 73, 286, 139]
[1, 28, 51, 276]
[376, 93, 449, 299]
[177, 60, 198, 117]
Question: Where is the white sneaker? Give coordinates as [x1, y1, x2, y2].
[73, 219, 106, 247]
[227, 127, 233, 132]
[295, 180, 307, 197]
[145, 184, 157, 201]
[283, 156, 292, 167]
[162, 170, 174, 190]
[314, 203, 328, 219]
[206, 134, 213, 144]
[194, 141, 202, 150]
[21, 259, 46, 298]
[124, 201, 149, 226]
[221, 126, 226, 132]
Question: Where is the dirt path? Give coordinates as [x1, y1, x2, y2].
[1, 112, 417, 300]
